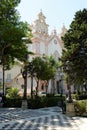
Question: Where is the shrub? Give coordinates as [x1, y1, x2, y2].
[4, 98, 22, 107]
[78, 94, 87, 100]
[46, 97, 58, 107]
[28, 96, 66, 108]
[74, 100, 87, 116]
[3, 95, 66, 109]
[28, 98, 43, 109]
[42, 96, 65, 107]
[46, 93, 54, 97]
[72, 94, 77, 100]
[6, 87, 20, 99]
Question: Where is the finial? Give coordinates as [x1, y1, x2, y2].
[40, 9, 42, 13]
[62, 23, 65, 28]
[53, 27, 57, 35]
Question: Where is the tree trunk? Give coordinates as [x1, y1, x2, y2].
[2, 63, 5, 96]
[31, 76, 33, 99]
[46, 81, 49, 94]
[36, 79, 39, 96]
[23, 75, 27, 100]
[52, 78, 55, 94]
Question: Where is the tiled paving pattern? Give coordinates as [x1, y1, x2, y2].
[0, 107, 62, 122]
[0, 107, 87, 130]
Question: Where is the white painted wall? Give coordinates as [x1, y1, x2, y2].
[5, 65, 21, 80]
[40, 42, 45, 54]
[48, 39, 62, 57]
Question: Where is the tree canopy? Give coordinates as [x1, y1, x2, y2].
[0, 0, 32, 67]
[0, 0, 33, 95]
[26, 56, 56, 94]
[27, 56, 56, 81]
[61, 9, 87, 84]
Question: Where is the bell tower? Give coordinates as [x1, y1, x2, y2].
[60, 24, 67, 37]
[32, 11, 49, 35]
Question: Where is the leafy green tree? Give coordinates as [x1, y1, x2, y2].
[27, 56, 56, 95]
[40, 55, 56, 94]
[0, 0, 32, 95]
[61, 9, 87, 86]
[0, 0, 32, 64]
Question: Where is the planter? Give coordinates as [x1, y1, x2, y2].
[21, 100, 28, 110]
[66, 103, 75, 116]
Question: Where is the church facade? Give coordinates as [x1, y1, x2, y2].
[0, 11, 69, 95]
[29, 11, 66, 60]
[27, 11, 67, 94]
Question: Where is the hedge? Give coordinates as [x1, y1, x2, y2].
[3, 96, 65, 109]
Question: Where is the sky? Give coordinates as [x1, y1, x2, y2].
[17, 0, 87, 33]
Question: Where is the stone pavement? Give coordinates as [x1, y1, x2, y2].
[0, 106, 87, 130]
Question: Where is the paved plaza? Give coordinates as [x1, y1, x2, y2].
[0, 106, 87, 130]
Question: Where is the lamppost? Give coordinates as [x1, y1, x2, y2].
[30, 71, 33, 99]
[21, 67, 28, 110]
[57, 66, 64, 96]
[22, 69, 27, 100]
[66, 61, 73, 103]
[57, 66, 66, 113]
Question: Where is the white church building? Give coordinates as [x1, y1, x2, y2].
[0, 11, 69, 95]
